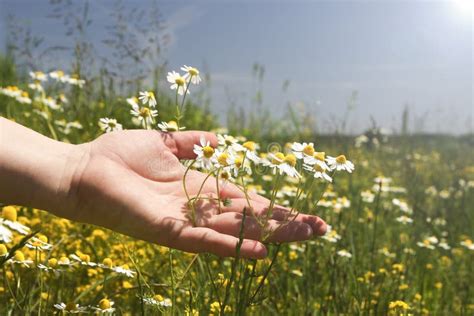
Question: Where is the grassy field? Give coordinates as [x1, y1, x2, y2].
[0, 58, 473, 316]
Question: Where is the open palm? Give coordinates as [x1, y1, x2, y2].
[67, 130, 327, 259]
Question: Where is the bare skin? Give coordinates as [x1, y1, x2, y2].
[0, 117, 327, 259]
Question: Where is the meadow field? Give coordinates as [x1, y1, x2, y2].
[0, 2, 473, 314]
[0, 58, 473, 316]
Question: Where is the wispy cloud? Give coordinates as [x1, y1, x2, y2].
[165, 4, 206, 49]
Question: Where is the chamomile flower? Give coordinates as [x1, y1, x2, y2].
[158, 120, 185, 132]
[49, 70, 67, 82]
[54, 302, 88, 313]
[28, 81, 44, 92]
[99, 118, 123, 133]
[396, 215, 413, 224]
[193, 136, 216, 170]
[112, 264, 136, 277]
[70, 253, 98, 267]
[130, 106, 158, 126]
[233, 141, 260, 164]
[322, 226, 341, 243]
[181, 65, 202, 85]
[167, 71, 188, 95]
[41, 96, 61, 110]
[16, 91, 32, 104]
[337, 249, 352, 258]
[126, 96, 140, 108]
[292, 142, 316, 164]
[92, 299, 115, 314]
[0, 244, 8, 257]
[0, 224, 13, 243]
[26, 235, 52, 251]
[417, 236, 438, 250]
[66, 75, 85, 88]
[460, 239, 474, 250]
[9, 251, 33, 267]
[326, 155, 354, 173]
[29, 71, 48, 82]
[263, 152, 301, 178]
[138, 91, 157, 107]
[213, 149, 235, 169]
[303, 163, 332, 182]
[1, 206, 30, 235]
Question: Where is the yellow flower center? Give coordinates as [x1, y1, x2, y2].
[314, 151, 325, 161]
[57, 71, 64, 77]
[14, 251, 25, 261]
[217, 152, 229, 166]
[154, 294, 164, 302]
[220, 170, 230, 180]
[65, 302, 77, 311]
[336, 155, 347, 164]
[2, 206, 17, 222]
[48, 258, 58, 267]
[0, 244, 8, 256]
[79, 254, 91, 263]
[99, 298, 111, 310]
[314, 164, 325, 173]
[235, 157, 243, 168]
[175, 77, 185, 86]
[272, 152, 285, 165]
[107, 121, 117, 128]
[21, 91, 29, 97]
[188, 67, 199, 76]
[303, 145, 315, 156]
[167, 121, 178, 131]
[284, 154, 297, 167]
[243, 141, 256, 151]
[139, 107, 151, 118]
[202, 146, 215, 159]
[102, 258, 113, 268]
[59, 256, 70, 264]
[149, 91, 155, 99]
[463, 239, 472, 246]
[38, 235, 48, 243]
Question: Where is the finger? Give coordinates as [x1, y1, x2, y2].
[161, 131, 218, 159]
[203, 212, 314, 242]
[173, 226, 267, 259]
[221, 198, 328, 236]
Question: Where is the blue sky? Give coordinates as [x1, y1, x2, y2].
[1, 0, 472, 133]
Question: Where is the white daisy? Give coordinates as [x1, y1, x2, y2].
[16, 92, 32, 104]
[111, 265, 136, 277]
[25, 236, 53, 251]
[126, 96, 140, 108]
[326, 155, 354, 173]
[28, 82, 44, 92]
[232, 141, 260, 164]
[396, 215, 413, 224]
[99, 118, 123, 133]
[181, 65, 202, 85]
[130, 106, 158, 126]
[0, 224, 12, 243]
[460, 239, 474, 250]
[158, 121, 185, 132]
[337, 249, 352, 258]
[138, 91, 157, 107]
[193, 136, 216, 170]
[0, 218, 30, 235]
[29, 71, 48, 82]
[263, 152, 300, 178]
[49, 70, 68, 82]
[41, 97, 60, 110]
[70, 254, 98, 267]
[167, 71, 188, 95]
[54, 302, 88, 313]
[291, 142, 317, 164]
[303, 163, 332, 182]
[92, 299, 115, 314]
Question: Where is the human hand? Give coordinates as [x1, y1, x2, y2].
[64, 130, 327, 259]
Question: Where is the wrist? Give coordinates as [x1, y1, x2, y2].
[0, 118, 91, 217]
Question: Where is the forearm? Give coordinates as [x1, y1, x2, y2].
[0, 117, 86, 215]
